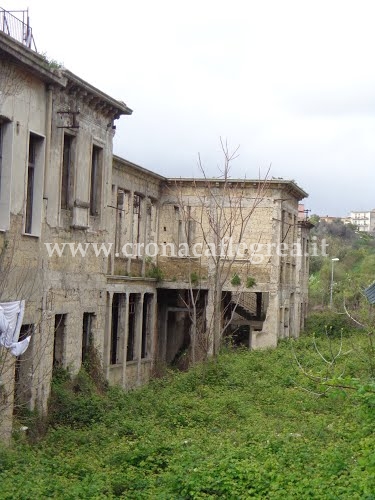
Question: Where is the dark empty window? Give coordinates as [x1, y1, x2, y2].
[127, 294, 136, 361]
[90, 145, 102, 216]
[141, 294, 152, 359]
[132, 194, 142, 246]
[82, 313, 94, 361]
[53, 314, 66, 367]
[25, 136, 36, 233]
[61, 134, 74, 209]
[25, 133, 44, 235]
[111, 294, 120, 364]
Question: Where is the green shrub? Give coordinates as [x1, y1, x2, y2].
[231, 273, 241, 286]
[246, 276, 256, 288]
[190, 271, 199, 285]
[49, 368, 106, 428]
[304, 311, 353, 337]
[146, 263, 163, 281]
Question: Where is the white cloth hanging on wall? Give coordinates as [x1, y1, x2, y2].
[0, 301, 30, 356]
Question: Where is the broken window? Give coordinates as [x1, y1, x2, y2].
[177, 206, 195, 251]
[25, 136, 36, 233]
[61, 134, 74, 209]
[82, 312, 94, 362]
[110, 293, 120, 365]
[127, 294, 137, 361]
[115, 189, 127, 254]
[132, 194, 142, 246]
[25, 133, 44, 235]
[53, 314, 66, 368]
[141, 294, 153, 359]
[145, 199, 156, 247]
[90, 145, 103, 216]
[0, 117, 12, 230]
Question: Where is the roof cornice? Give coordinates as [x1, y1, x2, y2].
[0, 31, 66, 86]
[64, 70, 132, 117]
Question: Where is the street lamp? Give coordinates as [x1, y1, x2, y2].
[330, 258, 339, 308]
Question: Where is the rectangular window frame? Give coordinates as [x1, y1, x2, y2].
[53, 314, 67, 368]
[24, 131, 45, 236]
[0, 117, 13, 231]
[61, 133, 75, 210]
[90, 144, 103, 216]
[82, 312, 95, 362]
[127, 294, 137, 362]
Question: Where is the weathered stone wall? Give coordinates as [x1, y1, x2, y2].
[0, 32, 312, 443]
[157, 181, 309, 349]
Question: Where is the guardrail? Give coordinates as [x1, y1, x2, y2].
[0, 7, 36, 51]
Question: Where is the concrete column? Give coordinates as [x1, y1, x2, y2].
[121, 292, 129, 387]
[159, 302, 168, 363]
[136, 293, 144, 385]
[104, 292, 113, 380]
[150, 293, 157, 369]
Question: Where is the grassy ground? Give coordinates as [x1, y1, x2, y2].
[1, 333, 374, 499]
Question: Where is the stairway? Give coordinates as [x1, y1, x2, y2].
[230, 292, 261, 321]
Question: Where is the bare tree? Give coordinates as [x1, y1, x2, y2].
[173, 139, 270, 361]
[293, 288, 375, 396]
[0, 229, 54, 441]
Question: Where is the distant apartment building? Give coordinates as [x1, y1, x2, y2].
[349, 210, 375, 233]
[318, 212, 375, 232]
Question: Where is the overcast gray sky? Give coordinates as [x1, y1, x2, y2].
[4, 0, 375, 215]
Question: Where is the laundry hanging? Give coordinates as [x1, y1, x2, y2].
[0, 301, 30, 356]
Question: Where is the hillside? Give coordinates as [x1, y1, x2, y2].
[308, 217, 375, 310]
[1, 333, 374, 499]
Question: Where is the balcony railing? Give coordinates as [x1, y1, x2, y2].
[0, 7, 36, 51]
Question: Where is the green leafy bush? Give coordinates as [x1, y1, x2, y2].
[1, 333, 374, 498]
[49, 368, 106, 428]
[246, 276, 256, 288]
[231, 273, 241, 286]
[304, 311, 353, 337]
[190, 271, 199, 285]
[145, 263, 164, 281]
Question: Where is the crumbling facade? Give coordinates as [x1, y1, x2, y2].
[0, 27, 311, 441]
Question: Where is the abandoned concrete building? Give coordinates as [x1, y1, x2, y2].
[0, 13, 312, 440]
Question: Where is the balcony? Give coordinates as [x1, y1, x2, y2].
[0, 7, 36, 51]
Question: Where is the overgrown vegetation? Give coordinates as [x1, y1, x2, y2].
[230, 273, 241, 286]
[39, 51, 63, 70]
[1, 217, 374, 497]
[304, 311, 353, 338]
[309, 217, 375, 310]
[246, 276, 256, 288]
[145, 260, 164, 281]
[2, 332, 374, 498]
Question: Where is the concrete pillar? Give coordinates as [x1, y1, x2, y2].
[136, 293, 144, 385]
[121, 292, 129, 387]
[104, 291, 113, 380]
[150, 293, 157, 369]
